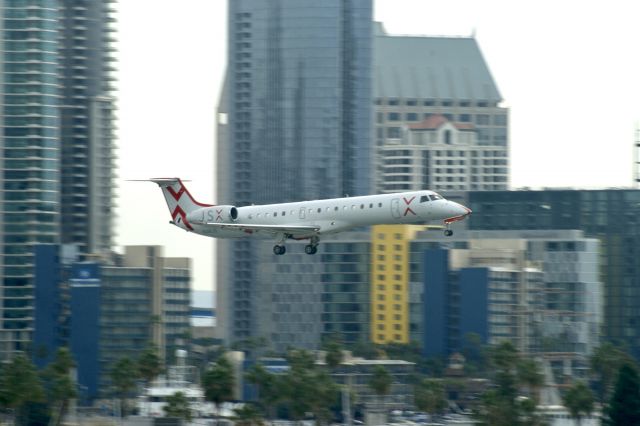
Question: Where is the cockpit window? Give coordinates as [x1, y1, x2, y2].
[420, 195, 430, 203]
[431, 194, 444, 201]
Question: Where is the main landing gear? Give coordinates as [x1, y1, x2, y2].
[304, 236, 319, 255]
[444, 229, 453, 237]
[273, 236, 319, 255]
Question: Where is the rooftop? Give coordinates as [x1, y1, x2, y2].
[374, 23, 502, 102]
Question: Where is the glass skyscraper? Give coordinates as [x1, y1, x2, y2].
[0, 0, 116, 358]
[216, 0, 372, 344]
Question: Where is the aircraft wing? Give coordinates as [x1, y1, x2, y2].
[203, 222, 321, 238]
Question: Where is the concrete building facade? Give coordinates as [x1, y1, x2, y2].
[379, 114, 508, 193]
[373, 24, 508, 193]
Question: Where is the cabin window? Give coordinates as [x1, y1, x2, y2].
[282, 211, 286, 216]
[360, 204, 364, 209]
[369, 203, 373, 208]
[248, 214, 253, 219]
[343, 206, 347, 210]
[378, 203, 383, 207]
[256, 213, 261, 218]
[334, 206, 339, 211]
[273, 212, 278, 216]
[317, 208, 321, 213]
[326, 207, 330, 212]
[431, 194, 443, 200]
[420, 195, 430, 203]
[291, 210, 295, 215]
[308, 209, 313, 214]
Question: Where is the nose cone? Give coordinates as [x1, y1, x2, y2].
[442, 201, 472, 223]
[452, 202, 472, 217]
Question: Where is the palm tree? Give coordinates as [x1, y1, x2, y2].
[590, 342, 631, 405]
[0, 354, 45, 426]
[163, 391, 192, 422]
[202, 355, 235, 419]
[517, 358, 544, 403]
[110, 357, 138, 418]
[563, 381, 594, 426]
[607, 363, 640, 425]
[42, 348, 77, 426]
[368, 365, 392, 407]
[415, 379, 447, 417]
[232, 403, 264, 426]
[245, 363, 282, 419]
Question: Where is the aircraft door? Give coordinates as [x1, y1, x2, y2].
[299, 207, 306, 220]
[390, 198, 401, 219]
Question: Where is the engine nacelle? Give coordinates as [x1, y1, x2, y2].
[186, 205, 238, 224]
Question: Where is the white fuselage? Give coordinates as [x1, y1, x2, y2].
[188, 190, 468, 239]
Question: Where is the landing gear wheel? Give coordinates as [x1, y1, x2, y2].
[444, 229, 453, 237]
[273, 245, 286, 255]
[304, 244, 318, 255]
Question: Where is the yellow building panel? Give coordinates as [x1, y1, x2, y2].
[370, 224, 426, 344]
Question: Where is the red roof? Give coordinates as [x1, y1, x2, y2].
[408, 114, 475, 131]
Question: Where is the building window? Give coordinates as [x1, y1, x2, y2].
[387, 127, 401, 138]
[444, 130, 452, 145]
[494, 115, 508, 126]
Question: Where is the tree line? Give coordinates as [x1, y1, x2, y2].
[3, 340, 640, 425]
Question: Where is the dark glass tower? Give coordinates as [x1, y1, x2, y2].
[0, 0, 116, 358]
[216, 0, 372, 344]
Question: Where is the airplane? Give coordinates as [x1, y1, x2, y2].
[149, 177, 471, 255]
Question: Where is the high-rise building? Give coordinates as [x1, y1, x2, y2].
[216, 0, 372, 345]
[467, 189, 640, 357]
[58, 1, 117, 255]
[250, 232, 370, 353]
[373, 24, 508, 192]
[370, 224, 425, 344]
[411, 230, 601, 379]
[34, 245, 191, 403]
[0, 1, 116, 359]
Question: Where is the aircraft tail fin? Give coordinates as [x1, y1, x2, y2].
[149, 178, 213, 230]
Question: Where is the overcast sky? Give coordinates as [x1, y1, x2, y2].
[116, 0, 640, 291]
